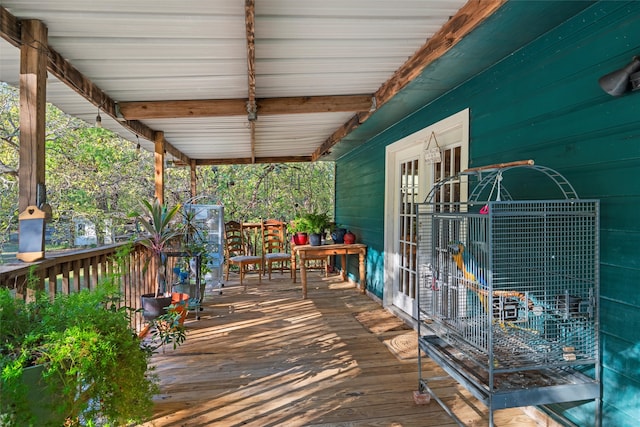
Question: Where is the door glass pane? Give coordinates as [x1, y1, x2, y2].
[434, 147, 463, 211]
[398, 158, 418, 298]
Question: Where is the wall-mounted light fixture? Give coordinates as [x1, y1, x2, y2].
[598, 56, 640, 96]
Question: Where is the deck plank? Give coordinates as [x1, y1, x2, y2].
[140, 272, 541, 427]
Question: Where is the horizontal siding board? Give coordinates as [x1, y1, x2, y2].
[560, 161, 640, 200]
[600, 264, 640, 307]
[602, 361, 640, 423]
[602, 333, 640, 387]
[600, 299, 640, 343]
[599, 196, 640, 233]
[600, 229, 640, 270]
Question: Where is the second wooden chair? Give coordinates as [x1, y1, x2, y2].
[262, 219, 291, 280]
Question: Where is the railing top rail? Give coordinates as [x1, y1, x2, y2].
[0, 241, 144, 282]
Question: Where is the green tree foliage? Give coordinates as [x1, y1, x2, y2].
[1, 83, 155, 248]
[0, 84, 20, 252]
[165, 162, 334, 222]
[46, 124, 155, 244]
[0, 82, 334, 259]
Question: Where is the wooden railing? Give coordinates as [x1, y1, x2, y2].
[0, 242, 156, 331]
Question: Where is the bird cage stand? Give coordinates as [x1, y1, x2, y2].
[416, 162, 601, 427]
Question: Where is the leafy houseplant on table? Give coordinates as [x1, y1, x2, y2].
[0, 277, 158, 425]
[290, 218, 309, 245]
[292, 212, 331, 246]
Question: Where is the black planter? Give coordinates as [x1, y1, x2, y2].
[331, 228, 346, 244]
[308, 233, 322, 246]
[19, 364, 62, 425]
[141, 293, 172, 321]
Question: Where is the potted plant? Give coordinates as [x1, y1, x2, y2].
[0, 246, 186, 426]
[290, 217, 309, 245]
[0, 284, 157, 426]
[132, 198, 184, 320]
[292, 212, 331, 246]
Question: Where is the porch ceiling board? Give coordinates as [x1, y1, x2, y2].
[1, 0, 480, 163]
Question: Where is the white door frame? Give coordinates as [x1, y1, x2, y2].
[383, 109, 469, 319]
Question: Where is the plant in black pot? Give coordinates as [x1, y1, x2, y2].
[133, 198, 183, 321]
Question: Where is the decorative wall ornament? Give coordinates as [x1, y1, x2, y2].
[423, 131, 441, 164]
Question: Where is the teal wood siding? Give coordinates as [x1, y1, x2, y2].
[335, 144, 387, 296]
[335, 2, 640, 425]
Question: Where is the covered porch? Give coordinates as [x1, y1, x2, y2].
[1, 1, 604, 425]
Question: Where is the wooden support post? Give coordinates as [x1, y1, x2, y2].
[18, 19, 48, 213]
[154, 132, 165, 204]
[190, 159, 197, 199]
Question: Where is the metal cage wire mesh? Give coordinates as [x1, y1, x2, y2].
[418, 199, 599, 372]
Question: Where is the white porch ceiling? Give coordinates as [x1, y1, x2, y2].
[0, 0, 488, 164]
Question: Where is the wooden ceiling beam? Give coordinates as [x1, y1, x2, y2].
[245, 0, 257, 163]
[117, 94, 373, 120]
[259, 95, 373, 115]
[0, 6, 21, 47]
[312, 0, 507, 160]
[119, 99, 247, 119]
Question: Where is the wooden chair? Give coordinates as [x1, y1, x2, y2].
[262, 219, 291, 280]
[224, 220, 262, 287]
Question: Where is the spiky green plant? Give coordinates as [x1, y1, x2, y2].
[133, 199, 182, 296]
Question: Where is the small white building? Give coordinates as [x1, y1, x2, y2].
[73, 218, 113, 246]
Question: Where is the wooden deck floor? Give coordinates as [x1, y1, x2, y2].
[141, 271, 541, 427]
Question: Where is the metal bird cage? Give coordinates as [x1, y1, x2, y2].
[416, 164, 601, 426]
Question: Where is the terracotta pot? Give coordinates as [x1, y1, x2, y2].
[343, 230, 356, 244]
[171, 292, 190, 325]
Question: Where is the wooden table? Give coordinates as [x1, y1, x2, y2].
[291, 243, 367, 298]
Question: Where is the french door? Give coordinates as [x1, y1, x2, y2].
[384, 109, 469, 319]
[392, 148, 422, 314]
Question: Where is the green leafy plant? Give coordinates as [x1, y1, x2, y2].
[132, 198, 183, 297]
[0, 283, 158, 426]
[143, 309, 187, 354]
[292, 211, 331, 235]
